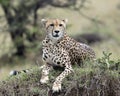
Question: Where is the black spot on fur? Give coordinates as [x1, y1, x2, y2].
[12, 71, 17, 75]
[57, 62, 60, 64]
[45, 55, 48, 58]
[43, 57, 46, 60]
[23, 70, 27, 73]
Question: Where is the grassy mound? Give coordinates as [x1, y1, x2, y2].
[0, 52, 119, 96]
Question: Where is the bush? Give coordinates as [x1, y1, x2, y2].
[0, 52, 119, 96]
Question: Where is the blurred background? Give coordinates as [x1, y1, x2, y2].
[0, 0, 120, 80]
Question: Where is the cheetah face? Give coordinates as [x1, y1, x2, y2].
[41, 19, 68, 42]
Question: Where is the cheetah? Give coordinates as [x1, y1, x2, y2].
[40, 18, 95, 92]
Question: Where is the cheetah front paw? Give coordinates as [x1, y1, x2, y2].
[52, 82, 61, 92]
[40, 76, 49, 84]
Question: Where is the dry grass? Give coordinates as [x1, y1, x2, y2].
[93, 40, 120, 60]
[0, 0, 120, 81]
[0, 55, 119, 96]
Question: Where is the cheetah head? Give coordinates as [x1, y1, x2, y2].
[41, 18, 68, 42]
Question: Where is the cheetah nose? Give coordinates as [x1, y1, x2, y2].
[54, 30, 59, 33]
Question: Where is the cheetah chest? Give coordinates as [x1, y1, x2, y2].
[42, 43, 69, 67]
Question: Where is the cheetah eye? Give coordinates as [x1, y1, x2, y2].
[59, 24, 63, 27]
[50, 24, 54, 26]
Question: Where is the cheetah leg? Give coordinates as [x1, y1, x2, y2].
[52, 64, 73, 92]
[40, 64, 53, 84]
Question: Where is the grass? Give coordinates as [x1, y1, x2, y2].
[93, 40, 120, 60]
[0, 0, 120, 83]
[0, 53, 119, 96]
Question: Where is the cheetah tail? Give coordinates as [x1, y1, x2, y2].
[9, 65, 45, 76]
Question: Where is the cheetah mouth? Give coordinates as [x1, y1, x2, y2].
[52, 34, 59, 37]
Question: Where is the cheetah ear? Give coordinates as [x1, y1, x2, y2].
[62, 19, 68, 23]
[41, 19, 47, 26]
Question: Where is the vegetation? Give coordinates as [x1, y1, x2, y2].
[0, 53, 119, 96]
